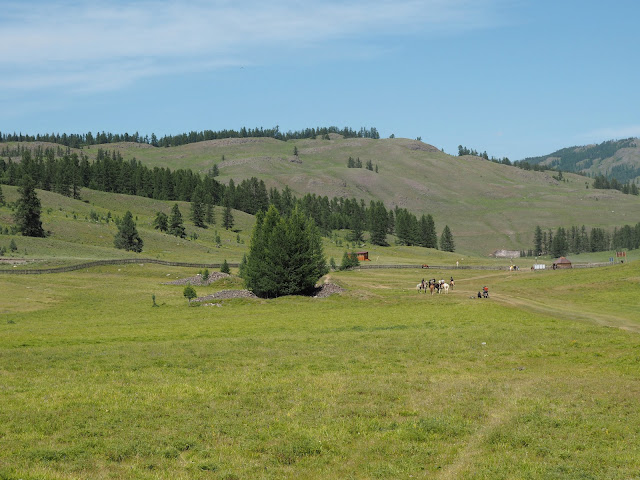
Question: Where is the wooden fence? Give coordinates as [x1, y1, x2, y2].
[0, 258, 239, 275]
[0, 259, 617, 276]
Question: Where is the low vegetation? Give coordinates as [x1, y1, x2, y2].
[0, 261, 639, 478]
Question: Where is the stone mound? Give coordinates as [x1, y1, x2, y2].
[163, 272, 230, 286]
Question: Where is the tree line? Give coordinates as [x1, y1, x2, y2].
[1, 146, 454, 251]
[532, 223, 640, 258]
[0, 125, 380, 149]
[458, 144, 639, 196]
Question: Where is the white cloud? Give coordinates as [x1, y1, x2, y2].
[0, 0, 504, 93]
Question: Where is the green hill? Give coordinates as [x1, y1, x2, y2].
[521, 137, 640, 184]
[2, 135, 639, 259]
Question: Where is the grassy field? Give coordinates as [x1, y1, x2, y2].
[1, 260, 639, 479]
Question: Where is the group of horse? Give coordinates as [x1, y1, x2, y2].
[417, 278, 453, 295]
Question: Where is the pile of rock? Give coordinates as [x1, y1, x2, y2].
[314, 283, 345, 298]
[195, 290, 258, 302]
[163, 272, 230, 286]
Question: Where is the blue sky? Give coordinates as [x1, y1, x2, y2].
[1, 0, 639, 159]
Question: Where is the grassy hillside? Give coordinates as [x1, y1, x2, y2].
[4, 136, 640, 257]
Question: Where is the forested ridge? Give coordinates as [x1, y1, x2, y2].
[522, 138, 640, 184]
[0, 125, 380, 149]
[0, 144, 449, 250]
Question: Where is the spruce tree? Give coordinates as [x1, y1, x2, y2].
[424, 214, 438, 249]
[440, 225, 455, 252]
[533, 225, 543, 255]
[114, 210, 143, 252]
[222, 196, 234, 230]
[0, 183, 4, 206]
[205, 202, 215, 225]
[168, 203, 186, 238]
[153, 212, 168, 232]
[368, 201, 388, 246]
[14, 175, 45, 237]
[190, 185, 207, 228]
[244, 206, 327, 298]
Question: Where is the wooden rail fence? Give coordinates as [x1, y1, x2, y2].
[0, 259, 617, 275]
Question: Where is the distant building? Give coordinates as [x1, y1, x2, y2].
[490, 249, 520, 258]
[552, 257, 572, 269]
[354, 252, 370, 261]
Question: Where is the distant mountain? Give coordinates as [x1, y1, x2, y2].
[521, 138, 640, 184]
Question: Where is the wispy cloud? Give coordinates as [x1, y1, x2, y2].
[0, 0, 504, 93]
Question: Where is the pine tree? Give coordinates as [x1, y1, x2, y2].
[424, 214, 438, 249]
[153, 212, 168, 232]
[348, 210, 365, 244]
[244, 206, 327, 298]
[440, 225, 455, 252]
[533, 225, 543, 255]
[114, 210, 143, 252]
[550, 227, 568, 257]
[368, 201, 388, 246]
[0, 183, 5, 205]
[221, 259, 230, 274]
[14, 175, 45, 237]
[222, 196, 234, 230]
[168, 203, 186, 238]
[190, 185, 207, 228]
[205, 202, 215, 225]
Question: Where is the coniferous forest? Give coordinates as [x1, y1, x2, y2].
[0, 144, 448, 250]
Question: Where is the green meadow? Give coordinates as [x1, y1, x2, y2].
[1, 260, 639, 479]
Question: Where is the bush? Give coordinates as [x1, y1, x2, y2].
[340, 251, 360, 270]
[220, 259, 230, 274]
[183, 284, 197, 303]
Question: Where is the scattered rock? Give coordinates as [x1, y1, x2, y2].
[314, 283, 345, 298]
[163, 272, 230, 286]
[195, 290, 258, 302]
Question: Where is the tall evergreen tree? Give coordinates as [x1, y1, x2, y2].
[0, 183, 4, 206]
[440, 225, 455, 252]
[423, 214, 438, 249]
[153, 211, 168, 232]
[533, 225, 543, 255]
[205, 201, 215, 225]
[114, 210, 143, 252]
[168, 203, 186, 238]
[550, 227, 568, 257]
[368, 201, 388, 246]
[244, 206, 327, 298]
[222, 196, 234, 230]
[190, 184, 207, 228]
[14, 175, 45, 237]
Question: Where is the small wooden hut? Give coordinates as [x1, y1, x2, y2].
[552, 256, 572, 269]
[355, 252, 370, 261]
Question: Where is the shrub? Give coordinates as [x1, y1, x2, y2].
[340, 251, 360, 270]
[220, 259, 230, 274]
[183, 284, 197, 303]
